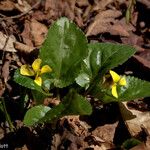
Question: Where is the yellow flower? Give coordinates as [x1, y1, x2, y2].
[109, 70, 126, 98]
[20, 58, 52, 86]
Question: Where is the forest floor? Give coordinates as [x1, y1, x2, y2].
[0, 0, 150, 150]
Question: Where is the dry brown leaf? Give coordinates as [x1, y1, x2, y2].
[76, 0, 89, 7]
[0, 32, 16, 52]
[2, 60, 10, 84]
[14, 41, 35, 53]
[45, 0, 58, 11]
[30, 19, 48, 47]
[14, 0, 31, 13]
[110, 24, 130, 37]
[86, 10, 122, 36]
[92, 121, 118, 143]
[21, 20, 33, 47]
[0, 0, 15, 11]
[92, 0, 114, 11]
[120, 102, 150, 137]
[133, 55, 150, 69]
[137, 0, 150, 8]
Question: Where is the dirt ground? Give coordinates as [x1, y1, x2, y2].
[0, 0, 150, 150]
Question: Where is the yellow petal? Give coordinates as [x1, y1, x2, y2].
[32, 58, 42, 72]
[109, 70, 120, 83]
[20, 65, 34, 76]
[119, 77, 126, 86]
[111, 84, 118, 98]
[34, 76, 42, 86]
[40, 65, 52, 74]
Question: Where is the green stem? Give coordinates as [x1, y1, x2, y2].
[0, 98, 15, 132]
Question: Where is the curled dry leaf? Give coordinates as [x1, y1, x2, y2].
[110, 23, 130, 37]
[0, 32, 16, 52]
[2, 60, 10, 83]
[86, 10, 122, 36]
[14, 0, 31, 13]
[0, 0, 15, 11]
[21, 20, 34, 47]
[92, 121, 118, 143]
[14, 41, 35, 53]
[120, 102, 150, 137]
[92, 0, 114, 11]
[30, 19, 48, 47]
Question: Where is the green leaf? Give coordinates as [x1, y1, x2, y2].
[23, 105, 51, 126]
[122, 138, 141, 149]
[14, 70, 51, 96]
[31, 90, 47, 105]
[118, 76, 150, 101]
[91, 76, 150, 103]
[40, 17, 88, 88]
[38, 90, 92, 124]
[88, 43, 136, 77]
[75, 73, 90, 89]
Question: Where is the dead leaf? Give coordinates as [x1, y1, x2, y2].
[76, 0, 89, 7]
[0, 32, 16, 52]
[92, 0, 114, 11]
[2, 60, 10, 83]
[137, 0, 150, 8]
[14, 0, 31, 13]
[133, 55, 150, 69]
[21, 20, 34, 47]
[60, 115, 90, 136]
[14, 41, 35, 53]
[86, 10, 122, 36]
[92, 121, 118, 143]
[0, 0, 15, 11]
[110, 23, 130, 37]
[30, 19, 48, 47]
[120, 102, 150, 137]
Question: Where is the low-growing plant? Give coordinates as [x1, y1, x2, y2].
[12, 17, 150, 126]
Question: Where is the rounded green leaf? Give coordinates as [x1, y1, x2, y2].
[23, 105, 51, 126]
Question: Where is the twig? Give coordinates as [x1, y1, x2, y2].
[0, 0, 42, 21]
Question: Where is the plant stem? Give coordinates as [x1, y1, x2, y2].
[0, 98, 15, 132]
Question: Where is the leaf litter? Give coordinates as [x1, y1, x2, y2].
[0, 0, 150, 149]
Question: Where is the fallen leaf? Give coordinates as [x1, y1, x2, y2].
[0, 0, 15, 11]
[110, 23, 130, 37]
[92, 121, 118, 143]
[86, 10, 122, 36]
[21, 20, 34, 47]
[92, 0, 114, 11]
[14, 41, 35, 53]
[2, 60, 10, 83]
[30, 19, 48, 47]
[133, 55, 150, 69]
[120, 102, 150, 137]
[14, 0, 31, 13]
[0, 32, 16, 52]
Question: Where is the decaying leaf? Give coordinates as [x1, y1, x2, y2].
[0, 0, 15, 11]
[86, 10, 122, 36]
[30, 19, 48, 47]
[14, 0, 31, 13]
[110, 23, 130, 37]
[0, 31, 16, 52]
[120, 102, 150, 137]
[14, 41, 35, 53]
[92, 0, 114, 11]
[92, 121, 118, 143]
[134, 55, 150, 69]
